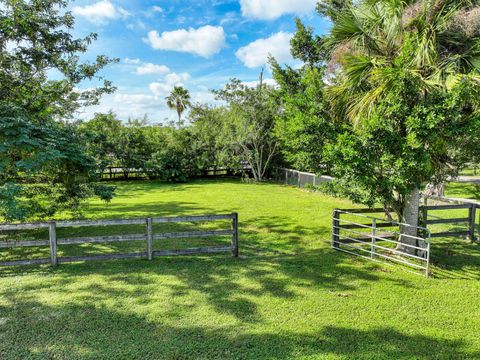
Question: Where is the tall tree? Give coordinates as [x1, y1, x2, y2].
[0, 0, 116, 220]
[325, 0, 480, 249]
[214, 76, 280, 181]
[271, 18, 338, 174]
[166, 86, 191, 128]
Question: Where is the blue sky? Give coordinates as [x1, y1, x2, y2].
[70, 0, 331, 123]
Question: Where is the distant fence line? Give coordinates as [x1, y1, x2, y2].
[0, 213, 239, 267]
[274, 168, 333, 188]
[100, 165, 252, 180]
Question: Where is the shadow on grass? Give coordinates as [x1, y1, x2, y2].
[430, 237, 480, 279]
[446, 182, 480, 200]
[0, 246, 415, 325]
[0, 291, 475, 359]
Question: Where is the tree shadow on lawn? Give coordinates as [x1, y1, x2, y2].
[429, 237, 480, 280]
[85, 200, 223, 219]
[0, 293, 475, 359]
[0, 246, 416, 326]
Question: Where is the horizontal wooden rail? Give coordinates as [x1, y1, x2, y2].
[430, 231, 470, 238]
[152, 214, 234, 223]
[422, 204, 473, 211]
[152, 246, 232, 256]
[153, 230, 234, 240]
[57, 252, 147, 264]
[0, 239, 50, 249]
[57, 234, 147, 245]
[425, 218, 469, 225]
[57, 219, 146, 228]
[0, 222, 50, 231]
[0, 258, 51, 267]
[0, 213, 239, 267]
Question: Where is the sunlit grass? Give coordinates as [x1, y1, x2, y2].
[1, 179, 480, 359]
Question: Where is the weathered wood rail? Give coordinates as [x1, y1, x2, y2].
[421, 196, 478, 240]
[0, 213, 239, 267]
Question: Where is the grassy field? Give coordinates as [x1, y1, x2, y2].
[1, 180, 480, 359]
[446, 182, 480, 201]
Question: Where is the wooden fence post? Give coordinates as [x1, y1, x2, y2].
[49, 221, 57, 266]
[146, 218, 153, 260]
[469, 204, 476, 241]
[332, 209, 340, 249]
[231, 213, 239, 257]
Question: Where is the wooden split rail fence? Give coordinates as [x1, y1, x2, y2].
[421, 197, 478, 240]
[0, 213, 239, 267]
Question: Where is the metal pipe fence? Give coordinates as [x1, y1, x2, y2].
[332, 209, 431, 277]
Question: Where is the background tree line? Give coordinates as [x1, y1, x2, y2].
[2, 0, 480, 246]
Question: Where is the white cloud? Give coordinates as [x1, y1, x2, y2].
[124, 58, 141, 64]
[72, 1, 130, 24]
[149, 82, 172, 97]
[165, 72, 191, 84]
[240, 0, 317, 20]
[77, 92, 174, 123]
[135, 63, 170, 75]
[235, 32, 293, 68]
[151, 6, 164, 13]
[242, 78, 277, 88]
[145, 25, 226, 58]
[149, 72, 191, 96]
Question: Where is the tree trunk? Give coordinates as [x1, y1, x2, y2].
[177, 111, 182, 128]
[398, 187, 420, 255]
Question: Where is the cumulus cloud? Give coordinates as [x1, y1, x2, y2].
[145, 25, 226, 58]
[242, 78, 277, 88]
[135, 63, 170, 75]
[72, 1, 130, 24]
[240, 0, 317, 20]
[165, 72, 191, 84]
[124, 58, 141, 64]
[149, 72, 191, 96]
[235, 32, 293, 68]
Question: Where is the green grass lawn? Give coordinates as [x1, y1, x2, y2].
[446, 182, 480, 201]
[1, 180, 480, 359]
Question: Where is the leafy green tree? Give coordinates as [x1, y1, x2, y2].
[0, 105, 114, 220]
[0, 0, 117, 220]
[166, 86, 191, 128]
[188, 104, 240, 172]
[79, 112, 123, 172]
[325, 0, 480, 248]
[214, 77, 280, 181]
[115, 119, 152, 178]
[271, 19, 339, 174]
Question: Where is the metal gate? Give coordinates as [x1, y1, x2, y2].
[332, 209, 431, 277]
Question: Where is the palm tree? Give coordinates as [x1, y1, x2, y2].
[166, 86, 191, 128]
[326, 0, 480, 247]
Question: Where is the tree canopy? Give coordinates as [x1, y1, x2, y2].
[0, 0, 116, 220]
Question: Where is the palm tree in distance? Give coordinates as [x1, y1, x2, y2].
[166, 86, 191, 128]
